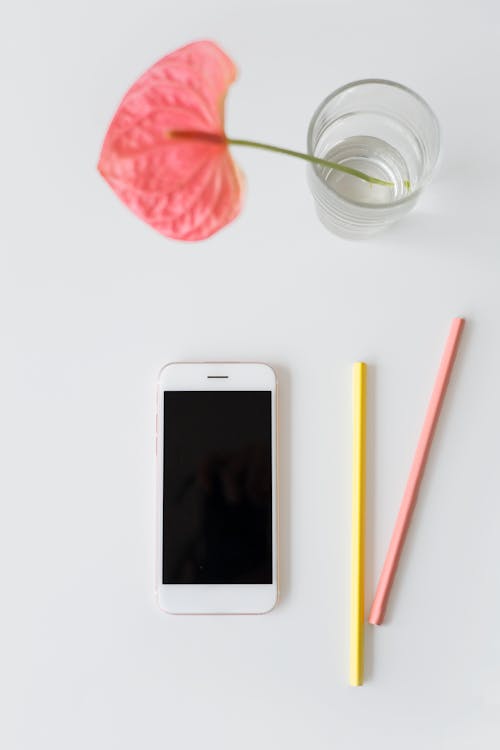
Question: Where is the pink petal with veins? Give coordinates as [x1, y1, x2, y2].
[98, 40, 243, 241]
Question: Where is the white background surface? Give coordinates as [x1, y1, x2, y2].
[2, 1, 500, 748]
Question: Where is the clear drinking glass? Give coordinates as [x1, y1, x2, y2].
[307, 80, 440, 239]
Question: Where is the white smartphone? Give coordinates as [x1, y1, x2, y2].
[156, 362, 278, 614]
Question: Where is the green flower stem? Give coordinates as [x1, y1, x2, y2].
[226, 137, 394, 187]
[169, 130, 394, 187]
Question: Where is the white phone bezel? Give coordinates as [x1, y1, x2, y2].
[156, 362, 278, 614]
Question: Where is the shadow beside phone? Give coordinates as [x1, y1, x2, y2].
[271, 363, 292, 607]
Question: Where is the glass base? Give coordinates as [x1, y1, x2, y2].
[323, 136, 411, 204]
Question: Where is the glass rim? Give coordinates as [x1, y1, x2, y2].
[306, 78, 440, 211]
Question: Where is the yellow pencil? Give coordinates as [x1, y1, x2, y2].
[350, 362, 366, 686]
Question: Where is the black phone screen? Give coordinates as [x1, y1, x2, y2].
[162, 391, 272, 584]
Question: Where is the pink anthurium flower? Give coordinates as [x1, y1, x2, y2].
[98, 40, 392, 242]
[98, 41, 242, 241]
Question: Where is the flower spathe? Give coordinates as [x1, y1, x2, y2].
[98, 41, 244, 241]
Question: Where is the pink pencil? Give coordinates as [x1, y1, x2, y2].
[369, 317, 465, 625]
